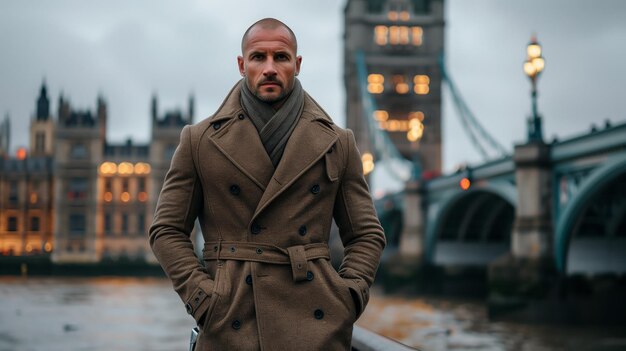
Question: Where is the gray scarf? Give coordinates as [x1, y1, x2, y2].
[240, 78, 304, 168]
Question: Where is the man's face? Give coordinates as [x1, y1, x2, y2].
[238, 26, 302, 104]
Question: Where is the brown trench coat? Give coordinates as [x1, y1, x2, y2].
[149, 82, 386, 351]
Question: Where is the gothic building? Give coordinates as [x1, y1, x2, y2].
[0, 82, 188, 263]
[344, 0, 444, 176]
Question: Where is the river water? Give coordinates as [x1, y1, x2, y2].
[0, 277, 624, 351]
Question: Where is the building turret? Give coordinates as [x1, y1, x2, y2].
[151, 94, 158, 123]
[188, 93, 195, 123]
[36, 81, 50, 121]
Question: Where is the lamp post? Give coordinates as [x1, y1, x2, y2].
[523, 35, 545, 142]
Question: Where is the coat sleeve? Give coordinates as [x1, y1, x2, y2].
[149, 125, 214, 324]
[333, 129, 386, 319]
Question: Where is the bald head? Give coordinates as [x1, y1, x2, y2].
[241, 18, 298, 54]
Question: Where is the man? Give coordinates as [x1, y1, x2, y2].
[149, 18, 385, 351]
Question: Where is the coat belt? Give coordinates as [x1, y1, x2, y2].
[203, 241, 330, 282]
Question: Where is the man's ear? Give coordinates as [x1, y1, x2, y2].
[237, 56, 245, 77]
[295, 55, 302, 76]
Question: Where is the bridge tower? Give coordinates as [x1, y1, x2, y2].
[344, 0, 445, 176]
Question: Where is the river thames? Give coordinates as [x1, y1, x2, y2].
[1, 277, 625, 351]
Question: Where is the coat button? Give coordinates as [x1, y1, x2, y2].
[213, 122, 221, 130]
[245, 275, 252, 285]
[298, 225, 307, 236]
[185, 303, 193, 314]
[314, 309, 324, 320]
[229, 184, 241, 195]
[232, 320, 241, 330]
[310, 184, 320, 195]
[251, 223, 261, 235]
[238, 114, 245, 120]
[306, 271, 314, 281]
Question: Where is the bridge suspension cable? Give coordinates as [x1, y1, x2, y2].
[438, 54, 509, 159]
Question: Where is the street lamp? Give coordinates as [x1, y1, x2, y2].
[523, 35, 545, 142]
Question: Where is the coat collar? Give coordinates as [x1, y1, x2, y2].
[206, 80, 338, 220]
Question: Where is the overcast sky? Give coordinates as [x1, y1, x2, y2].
[2, 0, 625, 189]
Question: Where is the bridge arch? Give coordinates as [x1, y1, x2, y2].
[555, 154, 626, 274]
[425, 183, 516, 265]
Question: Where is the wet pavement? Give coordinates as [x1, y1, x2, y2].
[1, 277, 625, 351]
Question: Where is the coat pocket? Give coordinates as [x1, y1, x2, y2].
[321, 260, 357, 321]
[201, 267, 223, 331]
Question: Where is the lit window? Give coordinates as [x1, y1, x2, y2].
[374, 26, 388, 45]
[389, 26, 400, 45]
[100, 162, 117, 175]
[412, 27, 423, 46]
[367, 74, 385, 94]
[414, 75, 430, 95]
[373, 110, 389, 122]
[400, 11, 410, 21]
[393, 75, 409, 94]
[120, 192, 131, 203]
[103, 192, 113, 202]
[138, 192, 148, 202]
[407, 118, 425, 142]
[387, 11, 398, 21]
[362, 153, 375, 175]
[399, 26, 410, 45]
[118, 162, 134, 175]
[409, 111, 425, 121]
[30, 193, 38, 204]
[134, 163, 151, 175]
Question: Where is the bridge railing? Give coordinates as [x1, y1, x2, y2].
[352, 325, 421, 351]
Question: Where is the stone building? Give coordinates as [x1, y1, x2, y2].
[344, 0, 444, 176]
[0, 82, 188, 264]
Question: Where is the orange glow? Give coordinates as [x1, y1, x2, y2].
[409, 111, 425, 121]
[367, 74, 385, 94]
[400, 11, 410, 21]
[460, 177, 471, 190]
[16, 147, 27, 160]
[104, 192, 113, 202]
[30, 193, 38, 204]
[362, 153, 375, 175]
[138, 192, 148, 202]
[118, 162, 134, 175]
[44, 242, 52, 252]
[100, 162, 117, 175]
[373, 110, 389, 122]
[407, 118, 424, 142]
[134, 162, 151, 175]
[389, 26, 400, 45]
[399, 26, 410, 44]
[25, 244, 33, 253]
[374, 26, 389, 45]
[412, 27, 423, 46]
[120, 192, 131, 202]
[387, 11, 398, 21]
[395, 83, 409, 94]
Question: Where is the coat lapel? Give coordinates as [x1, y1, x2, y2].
[209, 83, 274, 190]
[252, 94, 338, 221]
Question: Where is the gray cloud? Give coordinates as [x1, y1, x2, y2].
[1, 0, 625, 183]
